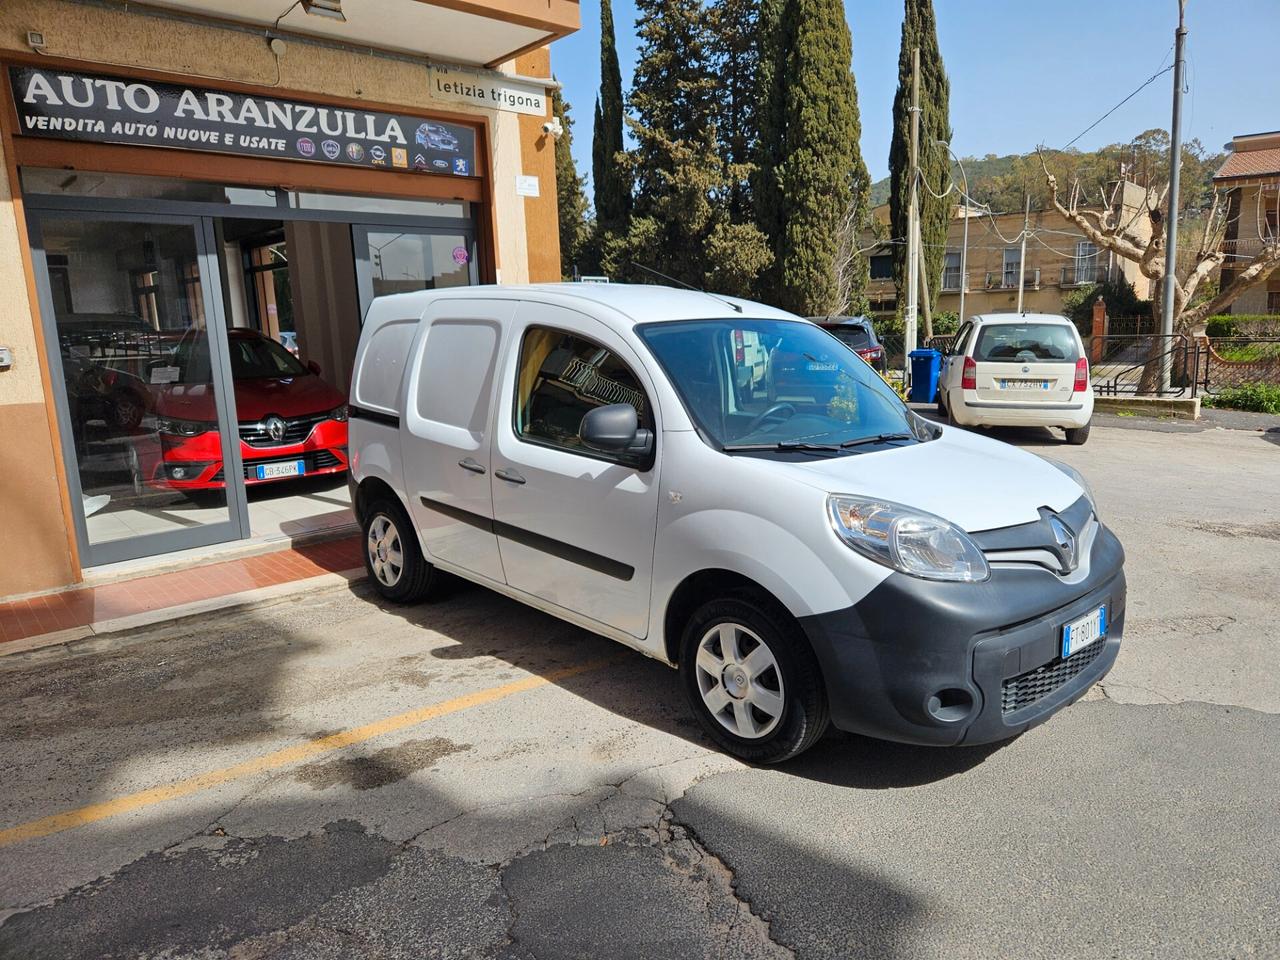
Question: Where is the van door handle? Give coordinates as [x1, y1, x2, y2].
[457, 457, 486, 474]
[495, 468, 526, 485]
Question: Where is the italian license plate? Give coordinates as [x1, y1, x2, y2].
[255, 460, 305, 480]
[1062, 604, 1106, 658]
[999, 378, 1050, 390]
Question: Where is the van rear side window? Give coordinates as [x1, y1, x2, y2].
[415, 320, 500, 431]
[354, 320, 417, 412]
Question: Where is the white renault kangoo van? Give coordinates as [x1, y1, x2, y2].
[348, 285, 1124, 763]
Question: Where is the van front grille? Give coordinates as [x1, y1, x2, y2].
[1001, 641, 1105, 715]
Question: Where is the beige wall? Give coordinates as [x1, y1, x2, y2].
[0, 131, 79, 594]
[1221, 182, 1280, 315]
[864, 182, 1157, 321]
[0, 0, 566, 596]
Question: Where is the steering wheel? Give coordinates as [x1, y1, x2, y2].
[744, 402, 797, 435]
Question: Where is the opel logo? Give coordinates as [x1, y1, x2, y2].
[1048, 515, 1077, 572]
[265, 415, 287, 444]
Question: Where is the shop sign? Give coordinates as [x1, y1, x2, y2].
[428, 66, 547, 117]
[9, 66, 478, 177]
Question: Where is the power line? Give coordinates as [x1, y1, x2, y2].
[1057, 51, 1175, 152]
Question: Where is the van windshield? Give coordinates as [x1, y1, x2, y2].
[638, 318, 922, 453]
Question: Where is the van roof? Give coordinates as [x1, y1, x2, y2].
[370, 283, 798, 327]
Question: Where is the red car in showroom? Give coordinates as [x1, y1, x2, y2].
[130, 328, 348, 492]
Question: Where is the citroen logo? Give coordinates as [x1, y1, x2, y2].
[1048, 515, 1077, 572]
[265, 415, 287, 444]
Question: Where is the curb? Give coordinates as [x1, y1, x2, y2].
[0, 567, 364, 659]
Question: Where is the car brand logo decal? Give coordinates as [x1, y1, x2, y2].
[265, 415, 287, 444]
[1048, 515, 1077, 572]
[452, 157, 469, 175]
[346, 143, 365, 162]
[321, 139, 341, 160]
[295, 137, 316, 157]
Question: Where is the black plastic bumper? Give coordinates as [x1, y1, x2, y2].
[797, 523, 1126, 746]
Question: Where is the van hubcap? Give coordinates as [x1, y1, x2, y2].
[367, 515, 404, 587]
[694, 622, 785, 740]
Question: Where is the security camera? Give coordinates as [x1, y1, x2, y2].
[541, 118, 564, 140]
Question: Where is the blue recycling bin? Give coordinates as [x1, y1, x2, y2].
[908, 349, 942, 404]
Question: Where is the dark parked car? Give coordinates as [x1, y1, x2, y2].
[811, 316, 888, 373]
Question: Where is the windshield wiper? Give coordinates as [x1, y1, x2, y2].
[838, 432, 915, 449]
[722, 440, 842, 453]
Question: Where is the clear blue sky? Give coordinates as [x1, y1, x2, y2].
[550, 0, 1280, 200]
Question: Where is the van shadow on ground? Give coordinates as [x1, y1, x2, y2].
[347, 576, 1007, 791]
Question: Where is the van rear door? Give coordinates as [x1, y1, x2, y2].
[969, 321, 1080, 405]
[402, 299, 512, 583]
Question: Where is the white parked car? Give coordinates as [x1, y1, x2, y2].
[937, 313, 1094, 444]
[348, 285, 1125, 763]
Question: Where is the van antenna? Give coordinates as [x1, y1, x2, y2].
[628, 261, 743, 313]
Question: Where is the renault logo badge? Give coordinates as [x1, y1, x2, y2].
[1048, 515, 1077, 572]
[265, 415, 287, 444]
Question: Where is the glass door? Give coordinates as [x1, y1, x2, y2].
[28, 212, 248, 566]
[353, 225, 478, 317]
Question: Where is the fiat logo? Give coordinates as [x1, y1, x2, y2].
[265, 415, 287, 443]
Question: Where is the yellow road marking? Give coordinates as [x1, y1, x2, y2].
[0, 660, 608, 848]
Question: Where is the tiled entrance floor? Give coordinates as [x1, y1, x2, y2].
[0, 535, 363, 648]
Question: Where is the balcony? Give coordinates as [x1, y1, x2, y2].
[985, 269, 1040, 291]
[1060, 265, 1100, 287]
[139, 0, 580, 67]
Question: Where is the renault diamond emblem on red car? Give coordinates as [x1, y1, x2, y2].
[265, 415, 287, 444]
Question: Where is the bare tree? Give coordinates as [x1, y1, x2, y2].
[1038, 147, 1280, 332]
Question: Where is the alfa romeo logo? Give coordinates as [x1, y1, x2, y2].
[265, 415, 287, 443]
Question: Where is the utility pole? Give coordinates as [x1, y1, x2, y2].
[1159, 0, 1188, 394]
[904, 46, 921, 382]
[1016, 194, 1030, 314]
[938, 140, 969, 324]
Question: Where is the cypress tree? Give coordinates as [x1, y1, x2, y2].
[592, 0, 630, 235]
[552, 87, 590, 279]
[752, 0, 789, 297]
[709, 0, 761, 223]
[618, 0, 770, 294]
[888, 0, 952, 324]
[756, 0, 865, 315]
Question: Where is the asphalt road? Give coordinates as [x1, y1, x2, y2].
[0, 413, 1277, 959]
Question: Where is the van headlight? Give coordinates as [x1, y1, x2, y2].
[827, 495, 989, 582]
[1044, 459, 1097, 513]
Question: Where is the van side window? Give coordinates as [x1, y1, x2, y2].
[514, 326, 652, 463]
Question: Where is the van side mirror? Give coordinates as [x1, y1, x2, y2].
[307, 360, 323, 376]
[580, 403, 653, 457]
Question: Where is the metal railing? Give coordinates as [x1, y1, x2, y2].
[1059, 264, 1099, 287]
[985, 269, 1040, 290]
[1197, 337, 1280, 396]
[1089, 334, 1198, 397]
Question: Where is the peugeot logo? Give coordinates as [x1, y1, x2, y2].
[265, 415, 287, 444]
[1048, 515, 1077, 572]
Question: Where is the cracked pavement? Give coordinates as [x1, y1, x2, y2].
[0, 415, 1277, 958]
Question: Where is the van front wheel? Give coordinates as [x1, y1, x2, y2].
[680, 592, 829, 764]
[361, 496, 438, 603]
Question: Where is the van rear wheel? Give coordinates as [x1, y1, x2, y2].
[361, 495, 438, 603]
[680, 591, 828, 764]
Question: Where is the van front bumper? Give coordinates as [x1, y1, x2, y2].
[797, 523, 1125, 747]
